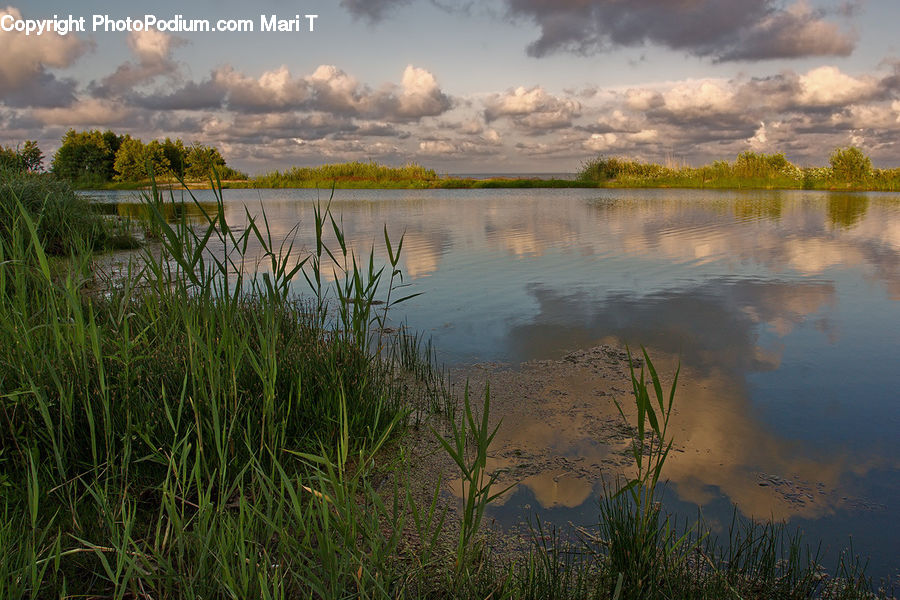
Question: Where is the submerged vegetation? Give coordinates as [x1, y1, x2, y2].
[0, 166, 895, 597]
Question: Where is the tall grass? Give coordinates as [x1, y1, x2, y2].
[0, 174, 448, 596]
[251, 161, 440, 189]
[578, 151, 900, 191]
[0, 169, 136, 254]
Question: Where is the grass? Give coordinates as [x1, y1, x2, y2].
[578, 152, 900, 192]
[0, 169, 139, 254]
[0, 171, 894, 598]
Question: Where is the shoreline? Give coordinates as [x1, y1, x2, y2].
[76, 179, 900, 192]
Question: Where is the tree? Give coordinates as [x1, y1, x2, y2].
[20, 140, 43, 172]
[162, 137, 187, 178]
[830, 146, 872, 182]
[51, 130, 121, 181]
[113, 137, 172, 181]
[185, 143, 226, 179]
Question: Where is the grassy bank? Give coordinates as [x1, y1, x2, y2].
[75, 150, 900, 192]
[1, 169, 139, 253]
[0, 171, 892, 598]
[578, 150, 900, 192]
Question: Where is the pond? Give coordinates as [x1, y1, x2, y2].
[85, 187, 900, 581]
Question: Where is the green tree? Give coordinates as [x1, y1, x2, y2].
[113, 137, 172, 181]
[830, 146, 872, 182]
[51, 130, 121, 182]
[1, 140, 43, 173]
[0, 145, 21, 171]
[185, 143, 226, 179]
[162, 137, 187, 178]
[20, 140, 43, 172]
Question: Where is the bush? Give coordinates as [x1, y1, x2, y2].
[829, 146, 872, 182]
[733, 151, 795, 179]
[578, 156, 671, 182]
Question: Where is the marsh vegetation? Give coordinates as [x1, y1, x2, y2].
[0, 169, 895, 598]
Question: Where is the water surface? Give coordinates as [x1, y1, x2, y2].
[87, 187, 900, 580]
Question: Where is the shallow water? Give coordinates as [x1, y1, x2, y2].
[86, 187, 900, 580]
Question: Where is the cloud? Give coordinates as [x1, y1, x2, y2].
[0, 6, 89, 106]
[29, 98, 135, 127]
[484, 86, 580, 132]
[391, 65, 453, 120]
[90, 30, 185, 99]
[503, 0, 856, 62]
[306, 64, 452, 121]
[201, 112, 357, 144]
[717, 1, 856, 61]
[796, 66, 878, 107]
[132, 79, 226, 111]
[340, 0, 411, 22]
[214, 65, 311, 112]
[418, 138, 501, 157]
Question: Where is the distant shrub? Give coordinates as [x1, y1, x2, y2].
[578, 155, 671, 182]
[734, 151, 791, 178]
[253, 161, 437, 187]
[829, 146, 872, 182]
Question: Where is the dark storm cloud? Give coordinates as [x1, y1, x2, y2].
[503, 0, 856, 61]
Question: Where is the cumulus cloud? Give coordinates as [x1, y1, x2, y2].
[91, 30, 185, 98]
[503, 0, 856, 62]
[796, 66, 878, 107]
[418, 129, 502, 157]
[625, 66, 886, 133]
[214, 65, 310, 112]
[0, 6, 89, 106]
[391, 65, 453, 120]
[120, 63, 453, 123]
[484, 86, 580, 132]
[29, 98, 134, 127]
[306, 64, 452, 121]
[560, 62, 900, 165]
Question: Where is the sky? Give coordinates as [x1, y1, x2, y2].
[2, 0, 900, 173]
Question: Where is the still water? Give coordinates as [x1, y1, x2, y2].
[87, 187, 900, 579]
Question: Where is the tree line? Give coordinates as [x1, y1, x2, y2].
[1, 131, 246, 183]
